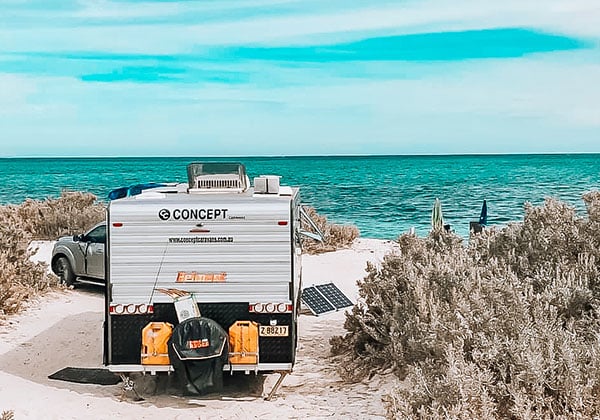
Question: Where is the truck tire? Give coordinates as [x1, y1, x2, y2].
[56, 256, 76, 286]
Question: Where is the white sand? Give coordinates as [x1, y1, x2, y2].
[0, 239, 399, 419]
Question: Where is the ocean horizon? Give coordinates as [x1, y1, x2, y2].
[3, 152, 600, 159]
[1, 153, 598, 239]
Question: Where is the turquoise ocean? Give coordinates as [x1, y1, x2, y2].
[0, 154, 599, 239]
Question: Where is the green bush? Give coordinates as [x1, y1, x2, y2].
[332, 192, 600, 419]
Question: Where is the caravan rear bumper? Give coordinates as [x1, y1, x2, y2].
[107, 363, 293, 375]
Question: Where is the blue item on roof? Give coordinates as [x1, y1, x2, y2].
[108, 187, 129, 201]
[108, 183, 165, 200]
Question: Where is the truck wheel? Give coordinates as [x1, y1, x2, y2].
[56, 257, 76, 286]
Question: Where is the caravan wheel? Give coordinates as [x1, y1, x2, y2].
[132, 373, 159, 396]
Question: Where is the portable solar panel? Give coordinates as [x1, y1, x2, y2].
[316, 283, 353, 310]
[301, 283, 353, 316]
[301, 286, 335, 316]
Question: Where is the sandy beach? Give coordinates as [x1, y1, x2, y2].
[0, 239, 399, 420]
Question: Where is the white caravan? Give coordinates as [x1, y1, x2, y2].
[103, 162, 319, 396]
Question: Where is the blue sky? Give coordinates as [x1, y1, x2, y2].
[1, 0, 599, 157]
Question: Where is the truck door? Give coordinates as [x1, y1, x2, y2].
[83, 224, 106, 279]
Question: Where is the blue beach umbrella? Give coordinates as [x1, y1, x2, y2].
[479, 200, 488, 226]
[431, 198, 444, 231]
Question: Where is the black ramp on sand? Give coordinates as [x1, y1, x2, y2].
[48, 367, 122, 385]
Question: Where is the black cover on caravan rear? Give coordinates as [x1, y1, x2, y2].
[169, 317, 229, 395]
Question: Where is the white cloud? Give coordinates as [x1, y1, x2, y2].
[0, 74, 39, 115]
[72, 0, 179, 19]
[1, 0, 599, 54]
[71, 0, 295, 19]
[2, 47, 599, 157]
[180, 0, 600, 46]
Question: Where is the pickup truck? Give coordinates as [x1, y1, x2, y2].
[51, 222, 106, 286]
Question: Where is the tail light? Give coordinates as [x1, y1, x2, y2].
[249, 302, 293, 314]
[109, 303, 154, 315]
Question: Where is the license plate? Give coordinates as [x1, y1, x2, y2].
[259, 325, 289, 337]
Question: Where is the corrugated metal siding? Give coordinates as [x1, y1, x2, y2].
[108, 193, 295, 303]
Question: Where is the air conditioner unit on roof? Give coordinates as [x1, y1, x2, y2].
[186, 162, 249, 193]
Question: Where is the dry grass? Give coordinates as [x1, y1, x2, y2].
[301, 206, 360, 254]
[0, 218, 55, 316]
[332, 192, 600, 419]
[0, 191, 106, 316]
[0, 411, 14, 420]
[11, 190, 105, 239]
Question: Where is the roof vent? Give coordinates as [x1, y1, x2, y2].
[187, 162, 249, 193]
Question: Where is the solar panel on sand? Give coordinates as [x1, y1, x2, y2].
[301, 286, 335, 315]
[301, 283, 353, 316]
[316, 283, 353, 309]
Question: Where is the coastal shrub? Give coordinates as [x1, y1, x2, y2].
[301, 206, 360, 254]
[12, 190, 106, 239]
[0, 191, 105, 316]
[0, 217, 56, 316]
[331, 193, 600, 419]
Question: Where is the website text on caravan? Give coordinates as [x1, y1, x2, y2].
[169, 237, 234, 244]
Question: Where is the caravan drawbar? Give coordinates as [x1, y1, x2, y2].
[104, 163, 312, 394]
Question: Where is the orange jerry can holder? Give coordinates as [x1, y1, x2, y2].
[228, 320, 259, 365]
[141, 322, 173, 365]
